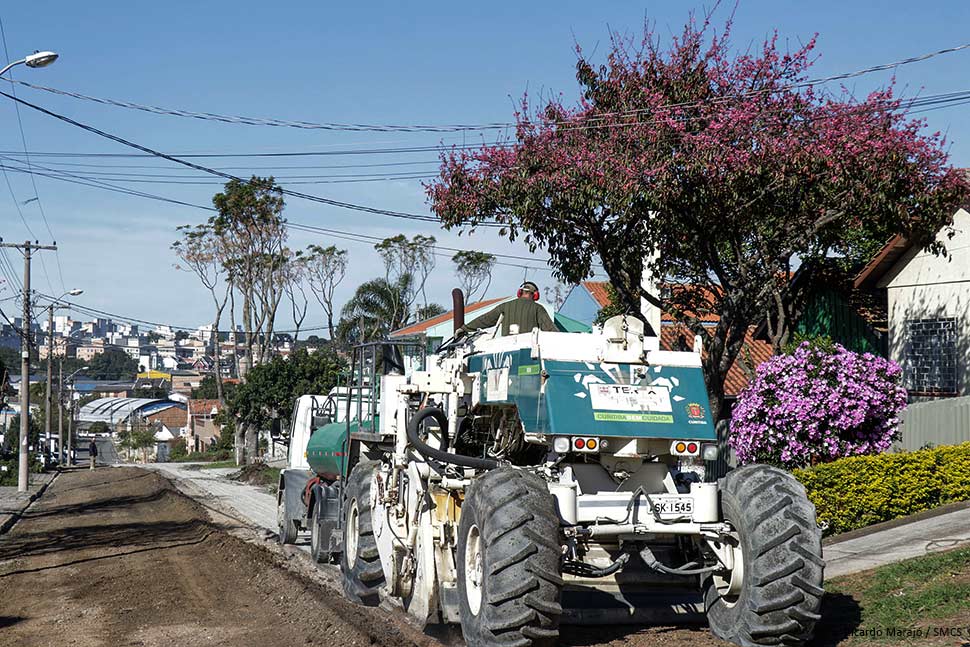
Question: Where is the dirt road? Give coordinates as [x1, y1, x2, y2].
[0, 467, 439, 647]
[0, 466, 744, 647]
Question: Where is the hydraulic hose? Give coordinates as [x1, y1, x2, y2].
[406, 408, 498, 471]
[639, 545, 720, 576]
[563, 552, 631, 578]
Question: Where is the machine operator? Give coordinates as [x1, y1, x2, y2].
[457, 281, 557, 337]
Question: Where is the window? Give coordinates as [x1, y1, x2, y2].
[904, 317, 958, 395]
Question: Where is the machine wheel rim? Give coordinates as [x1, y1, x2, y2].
[346, 497, 360, 568]
[464, 523, 484, 616]
[311, 508, 320, 554]
[713, 530, 745, 607]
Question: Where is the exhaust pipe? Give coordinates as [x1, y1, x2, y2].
[452, 288, 465, 331]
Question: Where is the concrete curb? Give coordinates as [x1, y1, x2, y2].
[0, 471, 59, 536]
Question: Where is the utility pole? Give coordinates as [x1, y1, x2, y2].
[45, 305, 54, 465]
[0, 240, 57, 492]
[57, 359, 64, 464]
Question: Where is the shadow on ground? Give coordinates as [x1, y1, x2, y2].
[811, 592, 863, 646]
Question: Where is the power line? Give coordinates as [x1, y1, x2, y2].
[0, 88, 502, 227]
[6, 41, 969, 133]
[0, 83, 967, 167]
[0, 155, 574, 274]
[0, 158, 582, 282]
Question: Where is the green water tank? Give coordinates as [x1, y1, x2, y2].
[305, 421, 349, 478]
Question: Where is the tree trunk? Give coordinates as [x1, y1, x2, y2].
[229, 289, 241, 380]
[212, 320, 224, 403]
[234, 421, 246, 466]
[245, 425, 258, 464]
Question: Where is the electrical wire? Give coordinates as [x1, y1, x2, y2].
[5, 41, 969, 133]
[0, 16, 61, 295]
[0, 84, 967, 168]
[0, 88, 504, 227]
[0, 156, 574, 275]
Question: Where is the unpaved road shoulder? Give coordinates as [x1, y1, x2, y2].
[0, 466, 438, 647]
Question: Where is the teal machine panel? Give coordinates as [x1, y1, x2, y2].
[467, 350, 715, 440]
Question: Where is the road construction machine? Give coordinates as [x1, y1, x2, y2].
[280, 296, 824, 647]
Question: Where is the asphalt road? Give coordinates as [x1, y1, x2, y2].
[72, 436, 123, 466]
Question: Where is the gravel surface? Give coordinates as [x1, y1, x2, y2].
[0, 467, 438, 647]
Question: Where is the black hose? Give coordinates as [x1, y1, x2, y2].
[639, 545, 720, 576]
[563, 552, 631, 578]
[406, 408, 499, 470]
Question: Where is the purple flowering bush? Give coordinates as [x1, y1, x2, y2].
[729, 342, 908, 468]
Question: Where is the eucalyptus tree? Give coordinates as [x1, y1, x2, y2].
[305, 244, 348, 343]
[452, 250, 496, 303]
[172, 223, 230, 403]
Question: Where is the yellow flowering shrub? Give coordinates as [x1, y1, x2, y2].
[793, 442, 970, 535]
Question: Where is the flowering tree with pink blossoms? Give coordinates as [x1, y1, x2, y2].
[428, 14, 969, 419]
[729, 342, 908, 468]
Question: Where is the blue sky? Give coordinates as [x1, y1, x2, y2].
[1, 0, 968, 331]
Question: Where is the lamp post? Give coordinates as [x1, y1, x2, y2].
[62, 366, 87, 466]
[42, 289, 83, 466]
[2, 49, 60, 492]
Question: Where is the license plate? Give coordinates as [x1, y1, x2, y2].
[649, 495, 693, 519]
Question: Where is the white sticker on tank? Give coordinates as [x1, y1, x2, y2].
[589, 384, 672, 412]
[486, 367, 510, 401]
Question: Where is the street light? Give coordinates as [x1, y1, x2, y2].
[40, 289, 84, 467]
[61, 365, 88, 466]
[4, 48, 59, 493]
[0, 50, 59, 77]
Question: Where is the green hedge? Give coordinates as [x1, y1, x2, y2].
[793, 443, 970, 536]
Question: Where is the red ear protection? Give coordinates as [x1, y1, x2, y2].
[518, 284, 540, 301]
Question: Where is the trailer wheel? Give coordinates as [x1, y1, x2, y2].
[457, 467, 562, 647]
[340, 461, 385, 605]
[277, 498, 298, 545]
[310, 501, 327, 563]
[705, 464, 824, 647]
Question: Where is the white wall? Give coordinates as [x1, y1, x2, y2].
[882, 208, 970, 396]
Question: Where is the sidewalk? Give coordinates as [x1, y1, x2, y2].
[823, 502, 970, 578]
[142, 462, 970, 580]
[0, 472, 57, 535]
[144, 462, 310, 553]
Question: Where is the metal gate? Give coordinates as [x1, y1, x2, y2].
[897, 396, 970, 451]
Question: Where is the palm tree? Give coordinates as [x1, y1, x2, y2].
[339, 274, 414, 344]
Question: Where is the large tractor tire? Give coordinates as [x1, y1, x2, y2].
[457, 467, 562, 647]
[340, 461, 385, 606]
[705, 464, 824, 647]
[277, 498, 299, 545]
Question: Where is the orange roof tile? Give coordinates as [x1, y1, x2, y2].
[188, 399, 222, 415]
[584, 281, 721, 323]
[390, 297, 509, 338]
[582, 281, 612, 308]
[660, 323, 773, 397]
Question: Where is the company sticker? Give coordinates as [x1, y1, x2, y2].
[589, 383, 672, 413]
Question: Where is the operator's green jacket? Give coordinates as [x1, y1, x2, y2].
[460, 296, 557, 336]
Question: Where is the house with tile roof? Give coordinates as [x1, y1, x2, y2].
[184, 398, 223, 452]
[854, 207, 970, 398]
